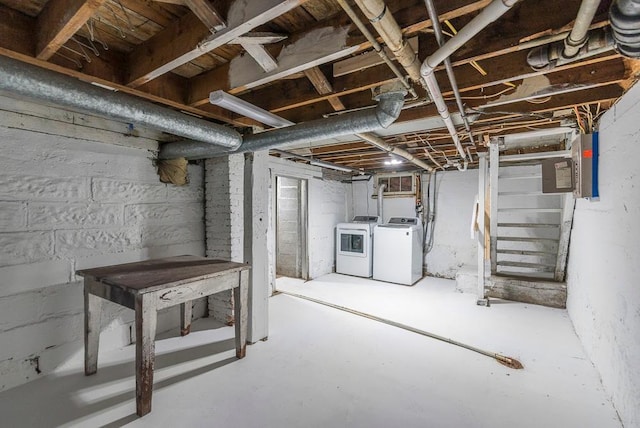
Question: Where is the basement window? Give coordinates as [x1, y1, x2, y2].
[375, 173, 416, 197]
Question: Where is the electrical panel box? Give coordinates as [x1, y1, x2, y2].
[571, 133, 598, 199]
[542, 157, 574, 193]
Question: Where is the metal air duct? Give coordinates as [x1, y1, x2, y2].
[0, 56, 242, 149]
[160, 88, 407, 160]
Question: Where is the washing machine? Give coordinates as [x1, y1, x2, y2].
[373, 217, 423, 285]
[336, 216, 380, 278]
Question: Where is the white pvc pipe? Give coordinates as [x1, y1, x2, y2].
[378, 183, 386, 222]
[420, 0, 520, 75]
[423, 73, 467, 160]
[564, 0, 601, 58]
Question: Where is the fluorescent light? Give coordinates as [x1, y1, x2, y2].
[384, 159, 403, 165]
[309, 159, 355, 173]
[209, 90, 294, 128]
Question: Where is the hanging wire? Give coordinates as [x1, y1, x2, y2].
[72, 36, 99, 57]
[61, 44, 91, 63]
[86, 19, 109, 51]
[114, 0, 136, 32]
[103, 3, 127, 38]
[54, 51, 83, 69]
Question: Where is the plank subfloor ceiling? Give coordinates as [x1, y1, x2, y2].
[0, 0, 636, 172]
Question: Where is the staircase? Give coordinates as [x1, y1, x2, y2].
[481, 151, 575, 308]
[494, 163, 573, 280]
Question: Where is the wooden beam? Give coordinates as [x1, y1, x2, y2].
[0, 4, 34, 56]
[303, 66, 346, 111]
[36, 0, 108, 60]
[184, 0, 226, 32]
[230, 32, 288, 45]
[239, 43, 279, 72]
[187, 0, 489, 105]
[126, 0, 310, 88]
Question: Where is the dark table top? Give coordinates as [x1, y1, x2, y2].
[77, 255, 250, 292]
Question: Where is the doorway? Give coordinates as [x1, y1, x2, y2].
[275, 176, 308, 281]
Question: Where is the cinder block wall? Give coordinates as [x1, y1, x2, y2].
[205, 155, 244, 324]
[0, 97, 206, 391]
[567, 82, 640, 428]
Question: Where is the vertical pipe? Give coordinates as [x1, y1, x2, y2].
[564, 0, 602, 58]
[378, 183, 386, 222]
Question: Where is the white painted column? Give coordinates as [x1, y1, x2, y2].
[205, 154, 245, 324]
[244, 151, 269, 342]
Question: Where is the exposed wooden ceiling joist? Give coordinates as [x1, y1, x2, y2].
[36, 0, 108, 60]
[126, 0, 313, 88]
[0, 0, 636, 171]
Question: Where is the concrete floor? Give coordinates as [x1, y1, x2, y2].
[0, 275, 621, 427]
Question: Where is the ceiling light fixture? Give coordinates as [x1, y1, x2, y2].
[384, 158, 403, 165]
[209, 90, 294, 128]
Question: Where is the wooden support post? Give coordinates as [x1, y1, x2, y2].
[489, 140, 500, 275]
[555, 193, 576, 281]
[234, 269, 249, 358]
[83, 279, 102, 376]
[135, 294, 158, 417]
[180, 301, 193, 336]
[477, 153, 488, 305]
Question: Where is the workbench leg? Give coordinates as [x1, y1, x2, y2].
[84, 281, 102, 376]
[180, 301, 192, 336]
[135, 294, 157, 417]
[234, 270, 249, 359]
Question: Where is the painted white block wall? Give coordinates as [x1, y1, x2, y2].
[424, 170, 478, 278]
[567, 82, 640, 427]
[0, 97, 206, 392]
[350, 170, 478, 278]
[351, 178, 414, 221]
[205, 155, 245, 324]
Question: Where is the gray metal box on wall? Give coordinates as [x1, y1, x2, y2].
[542, 157, 574, 193]
[571, 133, 595, 198]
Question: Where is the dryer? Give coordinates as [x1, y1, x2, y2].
[336, 216, 380, 278]
[373, 217, 423, 285]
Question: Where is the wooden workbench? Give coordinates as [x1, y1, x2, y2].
[77, 255, 250, 417]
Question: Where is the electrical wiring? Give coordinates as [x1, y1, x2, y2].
[526, 96, 552, 104]
[451, 86, 515, 101]
[574, 105, 586, 133]
[466, 107, 551, 120]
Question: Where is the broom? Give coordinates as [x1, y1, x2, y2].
[278, 290, 524, 370]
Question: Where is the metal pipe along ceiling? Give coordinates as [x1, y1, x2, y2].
[0, 56, 242, 150]
[159, 89, 407, 160]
